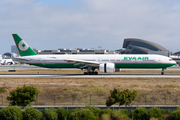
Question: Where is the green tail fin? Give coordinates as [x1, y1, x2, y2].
[12, 34, 37, 56]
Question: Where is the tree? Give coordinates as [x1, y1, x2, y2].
[7, 85, 38, 107]
[106, 88, 138, 106]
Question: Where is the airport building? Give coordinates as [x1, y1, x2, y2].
[173, 51, 180, 56]
[34, 48, 118, 55]
[119, 38, 170, 56]
[2, 52, 12, 59]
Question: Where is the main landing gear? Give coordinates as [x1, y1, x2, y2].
[84, 71, 98, 75]
[83, 66, 98, 75]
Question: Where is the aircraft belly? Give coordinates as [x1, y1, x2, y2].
[115, 63, 174, 68]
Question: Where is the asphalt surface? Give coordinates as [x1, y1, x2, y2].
[0, 65, 180, 71]
[0, 65, 179, 78]
[0, 74, 179, 78]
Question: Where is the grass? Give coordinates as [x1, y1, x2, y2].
[131, 84, 139, 87]
[156, 84, 162, 88]
[163, 84, 178, 88]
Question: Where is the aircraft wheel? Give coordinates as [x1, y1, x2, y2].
[95, 72, 98, 75]
[84, 72, 87, 75]
[161, 72, 164, 75]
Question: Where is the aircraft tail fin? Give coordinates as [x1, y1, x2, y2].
[12, 34, 37, 56]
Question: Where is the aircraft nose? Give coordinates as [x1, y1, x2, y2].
[173, 60, 177, 64]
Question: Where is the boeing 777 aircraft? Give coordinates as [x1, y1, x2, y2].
[12, 34, 176, 75]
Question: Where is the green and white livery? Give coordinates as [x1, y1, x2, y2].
[12, 34, 176, 75]
[12, 34, 37, 56]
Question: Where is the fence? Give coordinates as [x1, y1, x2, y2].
[1, 93, 180, 106]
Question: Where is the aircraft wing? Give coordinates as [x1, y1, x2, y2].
[64, 59, 100, 68]
[13, 57, 30, 61]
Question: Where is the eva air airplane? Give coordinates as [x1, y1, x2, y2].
[12, 34, 176, 75]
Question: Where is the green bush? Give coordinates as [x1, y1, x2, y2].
[23, 107, 42, 120]
[56, 108, 68, 120]
[169, 109, 180, 120]
[160, 109, 166, 114]
[44, 108, 58, 120]
[148, 107, 162, 120]
[176, 107, 180, 110]
[0, 106, 23, 120]
[7, 85, 38, 107]
[132, 107, 150, 120]
[100, 114, 110, 120]
[168, 110, 173, 115]
[67, 109, 76, 120]
[106, 88, 138, 106]
[101, 108, 112, 115]
[85, 106, 101, 117]
[113, 109, 129, 120]
[68, 108, 96, 120]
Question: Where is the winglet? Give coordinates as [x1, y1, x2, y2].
[12, 34, 37, 56]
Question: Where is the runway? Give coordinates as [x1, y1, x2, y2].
[0, 65, 180, 78]
[0, 74, 180, 78]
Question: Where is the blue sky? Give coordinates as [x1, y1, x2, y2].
[0, 0, 180, 55]
[35, 0, 76, 5]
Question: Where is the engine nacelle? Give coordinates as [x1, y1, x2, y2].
[99, 63, 115, 73]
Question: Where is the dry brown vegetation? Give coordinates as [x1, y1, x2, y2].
[0, 69, 180, 105]
[0, 77, 180, 105]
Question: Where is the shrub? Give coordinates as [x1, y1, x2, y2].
[132, 107, 150, 120]
[56, 108, 68, 120]
[168, 110, 173, 115]
[44, 108, 58, 120]
[0, 106, 23, 120]
[169, 109, 180, 120]
[68, 108, 96, 120]
[23, 107, 42, 120]
[160, 109, 166, 114]
[67, 109, 76, 120]
[148, 107, 162, 120]
[176, 107, 180, 111]
[100, 114, 110, 120]
[101, 108, 112, 115]
[113, 109, 129, 120]
[85, 106, 101, 117]
[106, 88, 138, 106]
[7, 85, 38, 107]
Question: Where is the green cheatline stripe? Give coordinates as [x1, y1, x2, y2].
[29, 63, 175, 69]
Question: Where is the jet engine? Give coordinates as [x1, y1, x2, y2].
[99, 63, 115, 73]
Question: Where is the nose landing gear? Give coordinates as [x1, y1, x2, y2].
[161, 68, 165, 75]
[161, 72, 164, 75]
